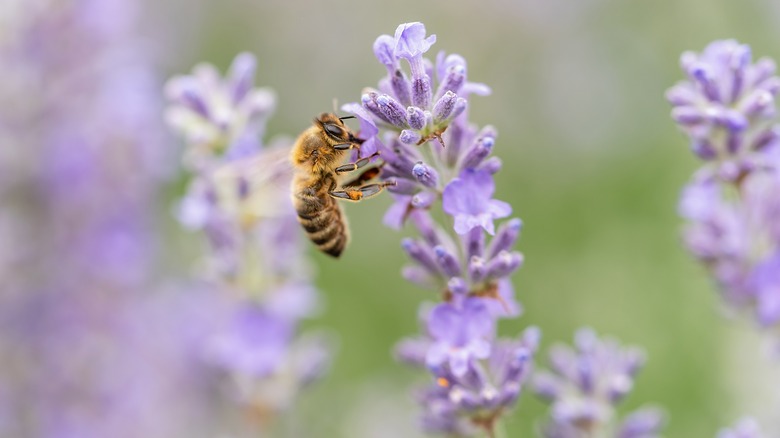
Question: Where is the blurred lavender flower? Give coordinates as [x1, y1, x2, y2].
[533, 328, 665, 438]
[669, 41, 780, 336]
[667, 39, 780, 181]
[348, 22, 535, 436]
[717, 418, 766, 438]
[165, 52, 277, 168]
[679, 170, 780, 326]
[165, 53, 330, 431]
[0, 1, 228, 437]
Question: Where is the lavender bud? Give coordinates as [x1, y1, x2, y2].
[402, 266, 437, 288]
[435, 62, 466, 101]
[468, 256, 487, 283]
[488, 218, 523, 259]
[387, 177, 418, 195]
[461, 131, 496, 169]
[432, 91, 458, 124]
[485, 251, 524, 280]
[228, 52, 257, 104]
[400, 129, 422, 144]
[391, 69, 412, 107]
[671, 106, 704, 126]
[412, 76, 433, 109]
[373, 35, 396, 69]
[450, 98, 467, 120]
[362, 92, 391, 124]
[478, 156, 502, 174]
[413, 161, 440, 188]
[691, 139, 718, 160]
[407, 106, 427, 130]
[174, 79, 211, 119]
[739, 89, 775, 117]
[434, 245, 462, 277]
[465, 227, 485, 260]
[377, 94, 409, 128]
[618, 408, 666, 438]
[402, 238, 440, 274]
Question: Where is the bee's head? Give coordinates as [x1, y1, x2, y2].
[316, 113, 362, 146]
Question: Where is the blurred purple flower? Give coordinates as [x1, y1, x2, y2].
[670, 40, 780, 346]
[717, 418, 766, 438]
[165, 52, 277, 169]
[534, 328, 664, 438]
[166, 51, 329, 428]
[678, 158, 780, 328]
[667, 39, 780, 180]
[206, 304, 293, 377]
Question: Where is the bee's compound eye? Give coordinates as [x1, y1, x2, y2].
[324, 123, 344, 139]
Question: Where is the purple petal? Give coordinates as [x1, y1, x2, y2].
[394, 22, 436, 59]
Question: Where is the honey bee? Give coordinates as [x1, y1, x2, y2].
[290, 113, 393, 257]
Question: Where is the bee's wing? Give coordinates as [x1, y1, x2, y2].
[234, 143, 296, 218]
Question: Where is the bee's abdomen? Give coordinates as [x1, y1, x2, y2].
[293, 179, 349, 258]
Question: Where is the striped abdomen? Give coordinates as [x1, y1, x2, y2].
[292, 173, 349, 257]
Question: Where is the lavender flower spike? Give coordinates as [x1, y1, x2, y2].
[669, 41, 780, 337]
[667, 40, 780, 180]
[533, 328, 665, 438]
[363, 22, 533, 436]
[345, 22, 489, 148]
[165, 52, 277, 168]
[166, 52, 328, 432]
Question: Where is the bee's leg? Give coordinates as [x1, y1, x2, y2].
[329, 180, 396, 202]
[335, 152, 380, 175]
[333, 142, 361, 151]
[342, 167, 381, 188]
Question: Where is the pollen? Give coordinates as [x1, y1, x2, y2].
[436, 377, 450, 387]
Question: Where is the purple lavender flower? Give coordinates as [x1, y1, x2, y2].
[717, 418, 766, 438]
[399, 326, 540, 436]
[679, 170, 780, 325]
[357, 22, 533, 436]
[670, 41, 780, 335]
[533, 328, 665, 438]
[667, 39, 780, 181]
[0, 1, 236, 436]
[205, 303, 294, 377]
[166, 52, 329, 429]
[165, 52, 277, 169]
[443, 168, 512, 235]
[347, 22, 489, 153]
[425, 298, 495, 377]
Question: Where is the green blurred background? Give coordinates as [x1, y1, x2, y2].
[156, 0, 780, 436]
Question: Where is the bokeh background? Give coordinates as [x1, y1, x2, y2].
[6, 0, 780, 436]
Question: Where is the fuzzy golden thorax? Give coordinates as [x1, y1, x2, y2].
[290, 113, 361, 175]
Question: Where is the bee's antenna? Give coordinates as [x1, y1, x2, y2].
[339, 115, 356, 121]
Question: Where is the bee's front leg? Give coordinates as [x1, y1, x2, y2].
[329, 180, 396, 202]
[334, 152, 380, 174]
